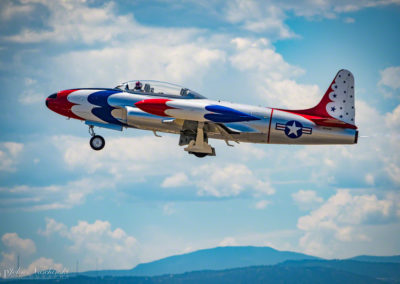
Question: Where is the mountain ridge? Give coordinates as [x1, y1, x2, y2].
[130, 245, 319, 276]
[82, 245, 318, 277]
[13, 264, 393, 284]
[349, 255, 400, 263]
[81, 246, 400, 278]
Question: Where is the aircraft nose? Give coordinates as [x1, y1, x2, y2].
[46, 93, 57, 109]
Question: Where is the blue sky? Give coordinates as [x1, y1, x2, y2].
[0, 0, 400, 275]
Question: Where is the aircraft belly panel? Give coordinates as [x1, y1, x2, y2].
[125, 106, 181, 132]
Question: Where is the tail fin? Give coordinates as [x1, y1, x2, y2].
[286, 69, 356, 129]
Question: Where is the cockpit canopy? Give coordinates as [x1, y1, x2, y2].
[115, 80, 206, 99]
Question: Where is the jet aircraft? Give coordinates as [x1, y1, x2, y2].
[46, 69, 358, 157]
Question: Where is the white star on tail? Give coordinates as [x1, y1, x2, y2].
[287, 121, 301, 137]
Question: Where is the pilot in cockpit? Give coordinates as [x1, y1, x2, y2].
[134, 81, 143, 91]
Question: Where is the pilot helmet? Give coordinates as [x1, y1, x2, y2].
[135, 81, 142, 89]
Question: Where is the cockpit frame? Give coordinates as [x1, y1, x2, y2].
[115, 80, 206, 99]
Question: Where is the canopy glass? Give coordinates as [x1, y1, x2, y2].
[115, 80, 206, 99]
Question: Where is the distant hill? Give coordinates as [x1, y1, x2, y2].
[82, 247, 400, 278]
[5, 265, 386, 284]
[9, 248, 400, 283]
[131, 246, 320, 276]
[349, 255, 400, 263]
[83, 246, 319, 277]
[282, 259, 400, 283]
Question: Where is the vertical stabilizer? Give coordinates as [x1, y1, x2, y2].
[286, 69, 356, 128]
[324, 69, 355, 125]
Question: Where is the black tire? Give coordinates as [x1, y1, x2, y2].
[90, 135, 105, 151]
[193, 152, 207, 158]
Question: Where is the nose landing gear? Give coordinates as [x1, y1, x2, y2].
[88, 125, 105, 151]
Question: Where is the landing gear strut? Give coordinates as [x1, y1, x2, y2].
[184, 122, 215, 158]
[88, 125, 105, 151]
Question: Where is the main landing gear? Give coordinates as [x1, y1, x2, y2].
[88, 125, 105, 151]
[183, 122, 216, 158]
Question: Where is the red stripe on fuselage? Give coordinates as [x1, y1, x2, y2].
[267, 108, 274, 143]
[135, 99, 177, 117]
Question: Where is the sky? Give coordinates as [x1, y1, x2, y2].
[0, 0, 400, 275]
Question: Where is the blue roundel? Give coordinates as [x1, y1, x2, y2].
[284, 120, 303, 139]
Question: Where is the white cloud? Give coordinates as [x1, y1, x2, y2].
[55, 135, 185, 180]
[292, 190, 323, 210]
[0, 233, 55, 277]
[354, 96, 383, 134]
[229, 37, 320, 109]
[0, 252, 17, 273]
[288, 100, 400, 188]
[2, 1, 226, 87]
[385, 162, 400, 185]
[2, 1, 324, 110]
[40, 218, 138, 269]
[365, 173, 375, 186]
[379, 66, 400, 90]
[191, 163, 275, 197]
[4, 0, 400, 45]
[0, 1, 34, 21]
[53, 43, 225, 86]
[230, 38, 302, 77]
[161, 173, 189, 188]
[0, 252, 65, 277]
[5, 1, 388, 112]
[162, 203, 176, 215]
[297, 189, 400, 258]
[225, 0, 295, 38]
[254, 199, 270, 209]
[222, 0, 400, 39]
[382, 105, 400, 185]
[0, 178, 112, 211]
[344, 17, 355, 23]
[39, 218, 68, 237]
[258, 77, 321, 109]
[4, 1, 132, 44]
[233, 144, 268, 161]
[159, 163, 275, 198]
[213, 230, 300, 252]
[1, 233, 36, 255]
[385, 104, 400, 129]
[24, 77, 36, 85]
[26, 257, 65, 275]
[53, 135, 276, 200]
[0, 142, 23, 172]
[18, 91, 43, 105]
[219, 237, 238, 247]
[18, 77, 42, 104]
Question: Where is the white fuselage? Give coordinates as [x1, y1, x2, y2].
[63, 90, 356, 145]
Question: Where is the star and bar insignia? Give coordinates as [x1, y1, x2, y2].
[275, 120, 312, 139]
